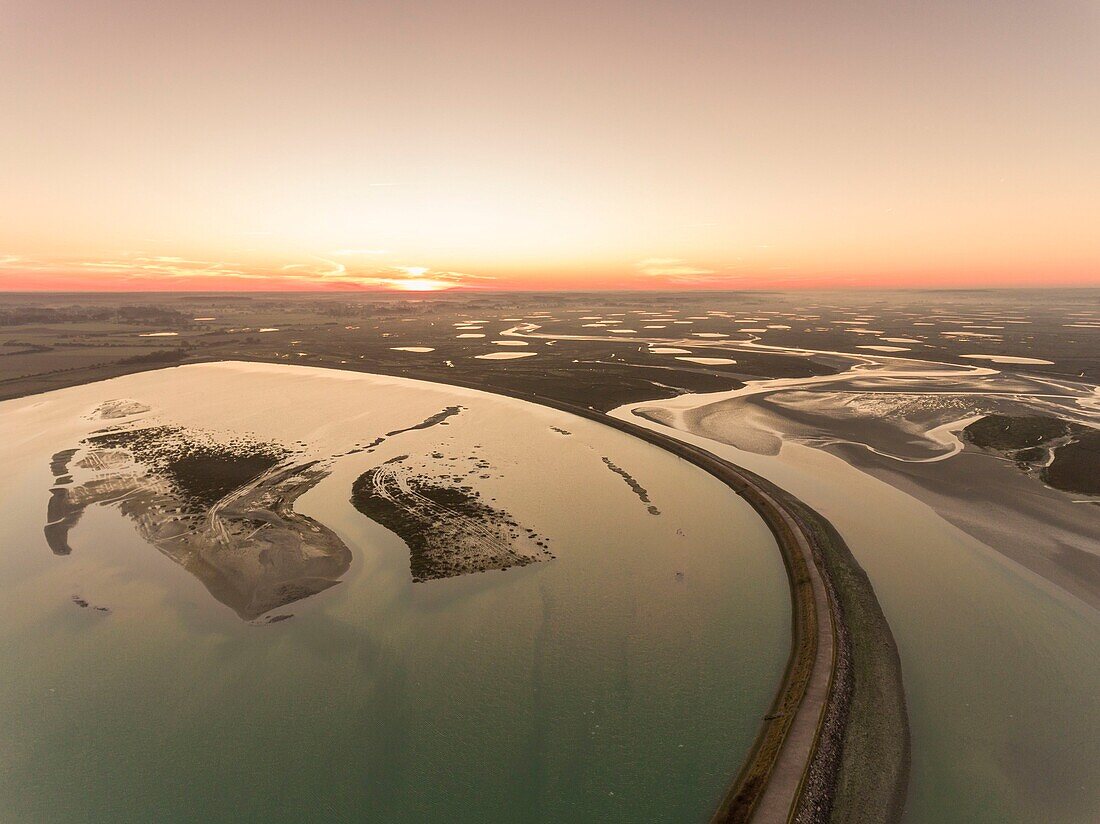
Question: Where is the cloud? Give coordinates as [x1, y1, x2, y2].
[0, 254, 72, 272]
[77, 256, 265, 281]
[634, 258, 715, 279]
[0, 251, 497, 291]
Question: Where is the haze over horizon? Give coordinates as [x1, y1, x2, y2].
[3, 0, 1098, 292]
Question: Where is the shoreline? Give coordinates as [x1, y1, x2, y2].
[0, 356, 911, 822]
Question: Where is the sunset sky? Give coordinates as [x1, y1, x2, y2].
[2, 0, 1098, 291]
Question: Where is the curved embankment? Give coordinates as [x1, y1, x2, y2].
[549, 396, 909, 823]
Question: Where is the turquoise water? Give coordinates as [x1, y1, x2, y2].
[0, 371, 789, 823]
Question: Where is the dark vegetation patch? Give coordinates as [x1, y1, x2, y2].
[963, 414, 1074, 450]
[351, 459, 553, 582]
[601, 457, 660, 515]
[384, 405, 463, 436]
[964, 414, 1099, 495]
[0, 304, 188, 327]
[84, 426, 289, 511]
[1044, 430, 1100, 495]
[71, 594, 110, 614]
[50, 448, 78, 476]
[118, 349, 186, 365]
[1013, 446, 1046, 463]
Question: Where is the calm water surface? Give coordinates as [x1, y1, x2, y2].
[0, 364, 789, 823]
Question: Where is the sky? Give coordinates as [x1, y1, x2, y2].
[1, 0, 1098, 292]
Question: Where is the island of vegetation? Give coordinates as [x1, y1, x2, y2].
[351, 454, 554, 581]
[964, 413, 1100, 495]
[45, 417, 352, 621]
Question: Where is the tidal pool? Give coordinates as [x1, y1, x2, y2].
[0, 362, 788, 823]
[676, 357, 737, 366]
[474, 351, 538, 360]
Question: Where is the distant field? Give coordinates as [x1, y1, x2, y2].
[3, 289, 1097, 405]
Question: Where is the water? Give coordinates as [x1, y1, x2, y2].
[615, 404, 1100, 823]
[0, 363, 789, 822]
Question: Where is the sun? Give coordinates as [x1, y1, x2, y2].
[392, 278, 452, 292]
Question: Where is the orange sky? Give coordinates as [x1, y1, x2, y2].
[2, 1, 1098, 291]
